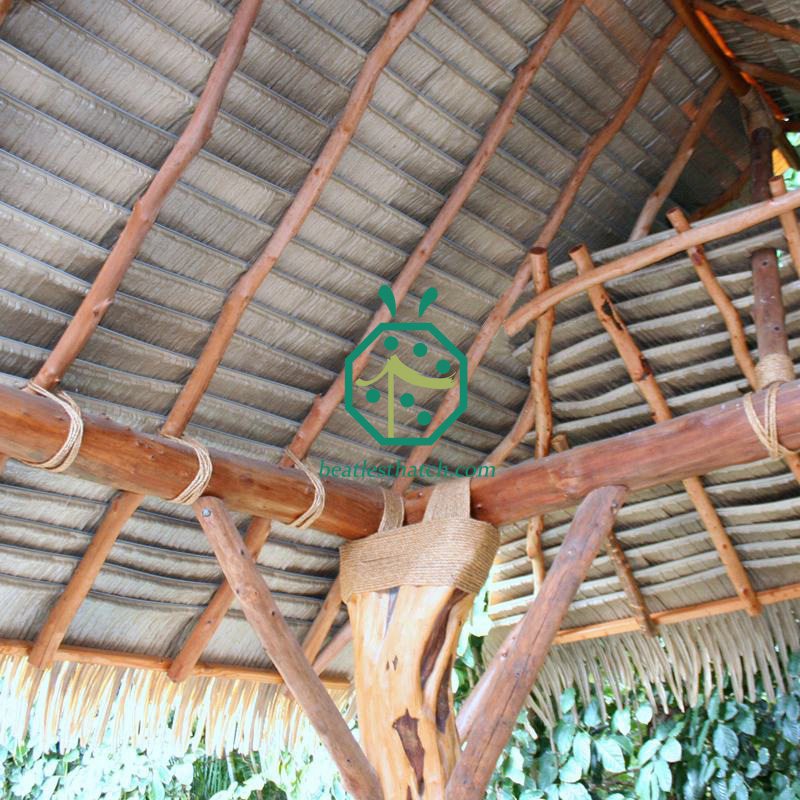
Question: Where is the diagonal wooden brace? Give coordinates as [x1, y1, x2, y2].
[193, 497, 382, 800]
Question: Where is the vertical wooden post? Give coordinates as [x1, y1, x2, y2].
[447, 485, 627, 800]
[193, 497, 382, 800]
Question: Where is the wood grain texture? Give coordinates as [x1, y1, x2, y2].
[694, 0, 800, 45]
[194, 498, 381, 800]
[447, 486, 627, 800]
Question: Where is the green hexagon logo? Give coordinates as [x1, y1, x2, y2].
[344, 287, 468, 446]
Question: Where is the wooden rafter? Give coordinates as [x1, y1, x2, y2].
[688, 168, 748, 221]
[735, 60, 800, 94]
[694, 0, 800, 47]
[448, 485, 628, 800]
[629, 77, 728, 240]
[570, 244, 761, 615]
[193, 497, 381, 800]
[504, 184, 800, 332]
[22, 0, 432, 674]
[603, 530, 656, 636]
[8, 378, 800, 554]
[395, 14, 683, 491]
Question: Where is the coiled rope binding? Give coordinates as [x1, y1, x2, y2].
[743, 384, 792, 460]
[285, 450, 325, 529]
[162, 435, 213, 505]
[20, 383, 84, 473]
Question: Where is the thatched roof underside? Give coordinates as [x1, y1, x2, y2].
[0, 0, 799, 748]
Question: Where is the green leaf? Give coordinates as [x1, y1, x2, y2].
[596, 738, 626, 773]
[558, 783, 590, 800]
[654, 758, 672, 792]
[582, 701, 602, 728]
[559, 757, 582, 784]
[745, 761, 761, 779]
[554, 721, 576, 755]
[149, 778, 165, 800]
[758, 747, 770, 765]
[736, 710, 756, 736]
[612, 708, 631, 736]
[636, 704, 654, 724]
[711, 777, 729, 800]
[560, 688, 576, 714]
[638, 739, 661, 766]
[538, 753, 558, 789]
[713, 724, 739, 759]
[505, 747, 526, 786]
[782, 718, 800, 745]
[660, 738, 682, 763]
[572, 731, 591, 773]
[708, 693, 721, 721]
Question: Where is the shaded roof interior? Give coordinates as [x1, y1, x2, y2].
[0, 0, 798, 675]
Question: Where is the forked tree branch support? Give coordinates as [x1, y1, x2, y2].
[3, 380, 800, 536]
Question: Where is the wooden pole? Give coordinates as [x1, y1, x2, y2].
[504, 185, 800, 333]
[194, 497, 381, 800]
[447, 485, 627, 800]
[735, 61, 800, 95]
[21, 0, 431, 672]
[603, 530, 656, 636]
[570, 244, 760, 615]
[394, 18, 682, 490]
[689, 169, 748, 221]
[629, 78, 728, 240]
[770, 177, 800, 279]
[7, 379, 800, 534]
[281, 0, 583, 467]
[694, 0, 800, 46]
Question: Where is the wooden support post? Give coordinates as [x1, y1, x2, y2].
[769, 176, 800, 279]
[193, 497, 381, 800]
[604, 530, 655, 636]
[8, 379, 800, 534]
[570, 244, 761, 615]
[694, 0, 800, 46]
[447, 485, 627, 800]
[504, 185, 800, 332]
[629, 78, 728, 240]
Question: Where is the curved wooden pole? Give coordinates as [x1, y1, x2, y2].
[24, 0, 431, 674]
[282, 0, 583, 467]
[394, 17, 682, 490]
[447, 486, 628, 800]
[629, 77, 727, 240]
[6, 379, 800, 535]
[504, 186, 800, 333]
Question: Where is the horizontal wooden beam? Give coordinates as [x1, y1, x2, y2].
[504, 187, 800, 333]
[5, 378, 800, 534]
[0, 638, 349, 688]
[735, 60, 800, 94]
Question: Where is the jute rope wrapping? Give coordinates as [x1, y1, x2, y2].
[339, 479, 498, 602]
[162, 435, 213, 505]
[743, 384, 793, 459]
[20, 383, 84, 473]
[755, 352, 794, 390]
[285, 450, 325, 529]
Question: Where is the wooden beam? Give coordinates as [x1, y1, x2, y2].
[735, 60, 800, 95]
[504, 185, 800, 333]
[394, 17, 682, 490]
[694, 0, 800, 46]
[281, 0, 583, 469]
[8, 378, 800, 534]
[0, 639, 350, 689]
[301, 576, 343, 664]
[193, 497, 381, 800]
[571, 244, 760, 614]
[629, 78, 728, 240]
[447, 485, 627, 800]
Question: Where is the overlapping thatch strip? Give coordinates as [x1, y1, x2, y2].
[485, 600, 800, 728]
[0, 653, 352, 756]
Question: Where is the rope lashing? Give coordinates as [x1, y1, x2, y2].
[20, 383, 84, 472]
[743, 384, 792, 460]
[284, 450, 325, 529]
[755, 352, 795, 390]
[339, 478, 498, 602]
[162, 435, 213, 505]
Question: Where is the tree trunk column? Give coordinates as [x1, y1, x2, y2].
[340, 480, 498, 799]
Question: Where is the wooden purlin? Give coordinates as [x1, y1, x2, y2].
[570, 244, 761, 616]
[629, 77, 728, 240]
[694, 0, 800, 46]
[22, 0, 433, 675]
